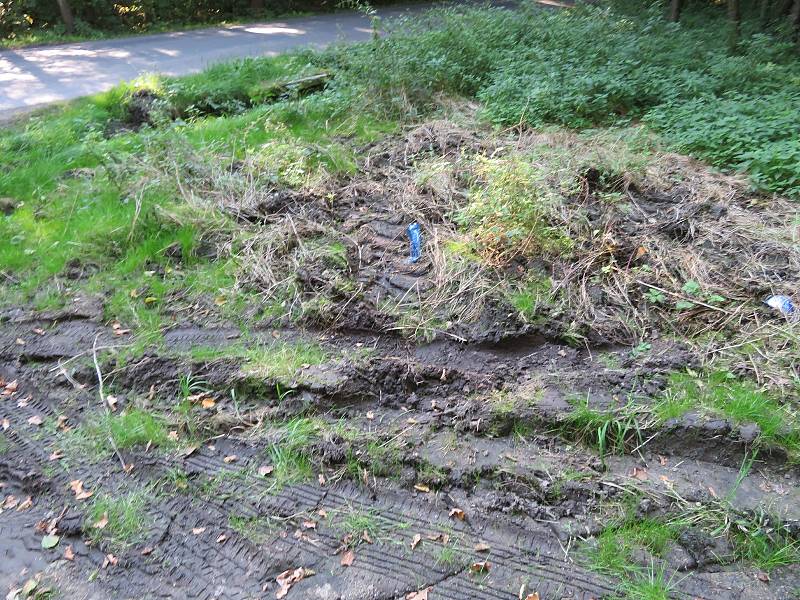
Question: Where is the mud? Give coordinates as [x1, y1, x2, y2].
[3, 122, 800, 599]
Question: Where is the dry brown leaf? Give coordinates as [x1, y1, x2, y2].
[406, 588, 431, 600]
[470, 561, 490, 574]
[413, 484, 430, 493]
[201, 397, 216, 409]
[525, 594, 540, 600]
[56, 415, 70, 431]
[757, 572, 770, 583]
[64, 545, 75, 561]
[106, 395, 118, 411]
[216, 533, 227, 543]
[16, 496, 33, 511]
[302, 520, 316, 530]
[449, 508, 465, 521]
[3, 494, 19, 509]
[275, 567, 313, 599]
[2, 379, 17, 394]
[631, 467, 648, 481]
[340, 550, 355, 567]
[658, 455, 668, 466]
[223, 455, 237, 464]
[474, 541, 491, 552]
[102, 553, 118, 568]
[93, 513, 109, 529]
[49, 450, 63, 461]
[167, 430, 179, 441]
[191, 527, 206, 535]
[258, 465, 274, 477]
[318, 473, 326, 486]
[361, 530, 373, 544]
[141, 546, 153, 556]
[27, 415, 43, 426]
[1, 418, 9, 430]
[32, 328, 45, 336]
[410, 533, 422, 549]
[366, 411, 375, 420]
[317, 508, 328, 518]
[69, 480, 94, 501]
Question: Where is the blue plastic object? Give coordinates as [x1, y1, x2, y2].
[765, 295, 795, 316]
[406, 222, 422, 263]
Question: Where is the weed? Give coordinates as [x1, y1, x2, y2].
[564, 398, 640, 465]
[261, 418, 319, 491]
[60, 409, 173, 461]
[85, 491, 148, 549]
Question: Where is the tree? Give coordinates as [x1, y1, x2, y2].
[251, 0, 265, 11]
[56, 0, 74, 34]
[790, 0, 800, 33]
[728, 0, 741, 47]
[669, 0, 682, 22]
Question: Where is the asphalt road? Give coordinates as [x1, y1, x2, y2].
[0, 3, 467, 118]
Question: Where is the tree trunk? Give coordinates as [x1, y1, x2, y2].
[760, 0, 771, 26]
[728, 0, 741, 48]
[56, 0, 74, 34]
[790, 0, 800, 32]
[669, 0, 682, 22]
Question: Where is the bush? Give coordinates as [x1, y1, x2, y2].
[314, 3, 800, 195]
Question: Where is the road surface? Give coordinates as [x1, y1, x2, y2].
[0, 3, 474, 118]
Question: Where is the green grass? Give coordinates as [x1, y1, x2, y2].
[0, 433, 8, 455]
[334, 509, 389, 547]
[564, 398, 639, 463]
[228, 514, 277, 544]
[657, 371, 800, 457]
[261, 418, 319, 491]
[184, 339, 326, 380]
[85, 491, 149, 549]
[61, 409, 173, 460]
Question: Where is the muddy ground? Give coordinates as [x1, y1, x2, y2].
[2, 121, 800, 599]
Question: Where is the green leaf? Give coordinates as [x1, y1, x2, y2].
[41, 534, 60, 549]
[675, 300, 696, 310]
[681, 280, 701, 296]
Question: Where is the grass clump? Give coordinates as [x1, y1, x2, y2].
[658, 371, 800, 457]
[85, 491, 149, 549]
[458, 155, 572, 265]
[262, 418, 319, 491]
[564, 398, 640, 464]
[61, 409, 173, 461]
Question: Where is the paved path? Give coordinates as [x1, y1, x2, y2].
[0, 3, 475, 117]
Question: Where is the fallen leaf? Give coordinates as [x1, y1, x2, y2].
[141, 546, 153, 556]
[302, 520, 316, 530]
[757, 572, 770, 583]
[413, 484, 430, 493]
[102, 553, 118, 568]
[275, 567, 314, 599]
[64, 545, 75, 561]
[167, 430, 179, 441]
[525, 594, 540, 600]
[708, 486, 718, 499]
[201, 397, 216, 409]
[214, 296, 227, 306]
[216, 534, 227, 544]
[32, 328, 45, 336]
[474, 541, 491, 552]
[27, 415, 43, 426]
[16, 496, 32, 511]
[631, 467, 648, 481]
[106, 395, 118, 411]
[470, 561, 490, 574]
[340, 550, 355, 567]
[318, 473, 326, 486]
[192, 527, 206, 535]
[1, 418, 9, 430]
[223, 455, 237, 464]
[2, 380, 17, 395]
[69, 480, 94, 501]
[366, 411, 375, 420]
[634, 246, 648, 259]
[426, 533, 449, 544]
[56, 415, 69, 431]
[93, 513, 109, 529]
[183, 446, 198, 457]
[406, 588, 431, 600]
[449, 507, 465, 521]
[258, 465, 274, 477]
[2, 494, 19, 509]
[41, 534, 60, 549]
[129, 289, 139, 299]
[49, 450, 64, 461]
[410, 533, 422, 549]
[15, 338, 25, 346]
[144, 296, 158, 304]
[658, 455, 668, 466]
[361, 530, 373, 544]
[21, 579, 38, 597]
[317, 509, 328, 518]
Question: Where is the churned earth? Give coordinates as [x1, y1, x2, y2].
[2, 116, 800, 600]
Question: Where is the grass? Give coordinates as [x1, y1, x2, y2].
[85, 491, 149, 549]
[563, 398, 640, 464]
[60, 409, 174, 461]
[657, 371, 800, 457]
[334, 509, 389, 547]
[262, 418, 319, 491]
[228, 514, 277, 544]
[0, 433, 7, 455]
